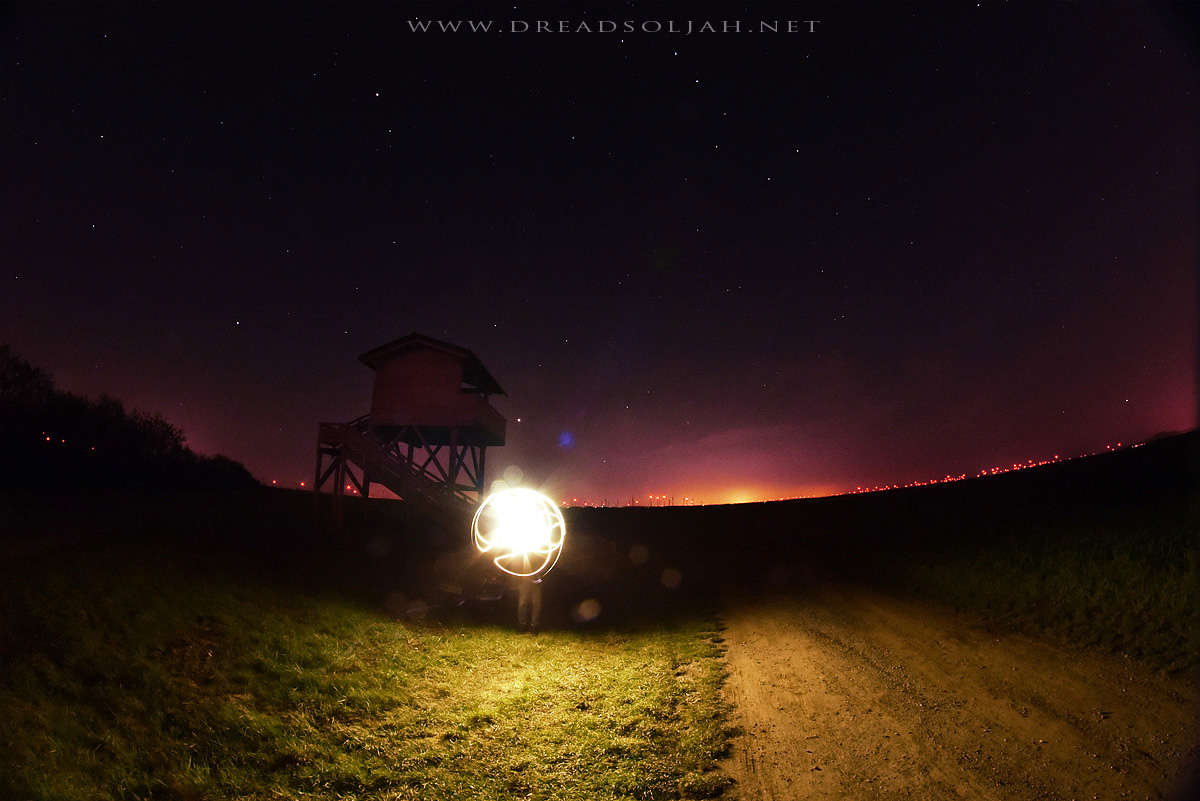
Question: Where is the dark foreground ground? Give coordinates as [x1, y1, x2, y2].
[1, 431, 1195, 799]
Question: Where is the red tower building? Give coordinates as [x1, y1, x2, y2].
[315, 332, 506, 528]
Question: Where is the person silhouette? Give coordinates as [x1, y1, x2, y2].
[516, 554, 543, 634]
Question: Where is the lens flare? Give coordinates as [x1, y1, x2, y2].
[472, 488, 566, 578]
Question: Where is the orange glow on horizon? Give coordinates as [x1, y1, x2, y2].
[553, 440, 1150, 507]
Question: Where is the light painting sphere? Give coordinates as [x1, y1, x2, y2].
[472, 488, 565, 578]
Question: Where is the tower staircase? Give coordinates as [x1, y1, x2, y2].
[316, 416, 478, 532]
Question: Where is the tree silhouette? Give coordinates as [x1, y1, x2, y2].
[0, 345, 257, 490]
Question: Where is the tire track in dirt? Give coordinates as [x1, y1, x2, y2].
[719, 583, 1198, 800]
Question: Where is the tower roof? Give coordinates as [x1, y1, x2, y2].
[357, 332, 506, 396]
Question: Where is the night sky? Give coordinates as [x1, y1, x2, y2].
[3, 2, 1196, 505]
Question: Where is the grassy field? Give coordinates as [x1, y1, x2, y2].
[893, 436, 1199, 675]
[2, 434, 1194, 797]
[1, 494, 734, 801]
[892, 501, 1199, 673]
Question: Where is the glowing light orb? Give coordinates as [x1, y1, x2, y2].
[472, 488, 565, 578]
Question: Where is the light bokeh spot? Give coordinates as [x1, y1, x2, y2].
[574, 598, 602, 623]
[661, 567, 683, 590]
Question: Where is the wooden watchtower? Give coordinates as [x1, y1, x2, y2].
[315, 332, 506, 527]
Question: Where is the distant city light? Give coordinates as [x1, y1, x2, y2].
[554, 441, 1143, 507]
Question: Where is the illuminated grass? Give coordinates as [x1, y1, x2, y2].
[1, 540, 733, 800]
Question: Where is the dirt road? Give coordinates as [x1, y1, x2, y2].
[719, 584, 1198, 800]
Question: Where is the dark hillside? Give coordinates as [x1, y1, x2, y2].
[568, 430, 1196, 568]
[566, 431, 1198, 670]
